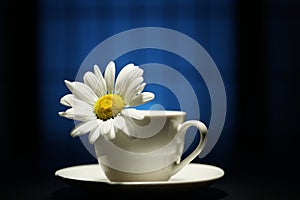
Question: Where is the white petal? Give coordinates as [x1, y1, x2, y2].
[122, 118, 137, 137]
[104, 61, 115, 94]
[128, 92, 155, 107]
[71, 119, 100, 137]
[83, 71, 106, 97]
[113, 115, 126, 130]
[83, 72, 97, 92]
[60, 94, 74, 107]
[89, 125, 101, 144]
[100, 119, 112, 135]
[112, 115, 143, 137]
[94, 64, 103, 79]
[121, 109, 144, 120]
[58, 109, 72, 119]
[123, 77, 144, 104]
[58, 111, 67, 117]
[58, 111, 74, 120]
[59, 107, 96, 121]
[93, 65, 107, 95]
[108, 125, 116, 140]
[115, 63, 135, 95]
[135, 83, 146, 95]
[59, 96, 95, 121]
[72, 97, 94, 111]
[64, 80, 74, 92]
[65, 81, 98, 105]
[116, 66, 143, 98]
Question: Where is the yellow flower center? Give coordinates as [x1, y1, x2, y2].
[94, 94, 125, 121]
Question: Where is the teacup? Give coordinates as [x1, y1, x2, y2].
[94, 110, 208, 182]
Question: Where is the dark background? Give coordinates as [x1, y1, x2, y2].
[1, 0, 300, 199]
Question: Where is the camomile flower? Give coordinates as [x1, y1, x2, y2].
[58, 61, 155, 144]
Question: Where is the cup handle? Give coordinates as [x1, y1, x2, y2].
[171, 120, 208, 176]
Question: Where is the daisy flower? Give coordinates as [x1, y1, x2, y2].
[58, 61, 155, 144]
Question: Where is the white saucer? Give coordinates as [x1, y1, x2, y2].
[55, 163, 224, 191]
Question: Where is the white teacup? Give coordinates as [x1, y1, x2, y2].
[94, 110, 208, 182]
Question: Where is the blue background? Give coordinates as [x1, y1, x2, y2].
[37, 0, 238, 171]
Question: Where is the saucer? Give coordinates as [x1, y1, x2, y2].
[55, 163, 224, 191]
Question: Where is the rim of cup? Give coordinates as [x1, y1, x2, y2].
[136, 110, 186, 116]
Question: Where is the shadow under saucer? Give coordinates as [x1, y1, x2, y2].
[52, 185, 228, 200]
